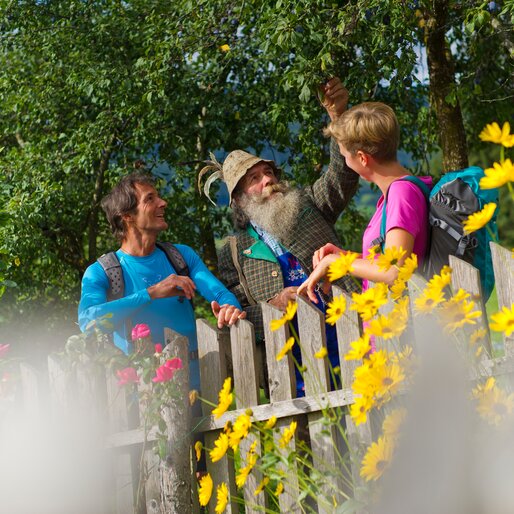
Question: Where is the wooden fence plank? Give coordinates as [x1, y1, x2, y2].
[449, 255, 491, 354]
[333, 286, 373, 501]
[105, 371, 137, 514]
[333, 286, 362, 390]
[19, 362, 41, 420]
[296, 296, 345, 512]
[231, 320, 268, 513]
[197, 319, 237, 513]
[159, 328, 192, 514]
[262, 303, 300, 513]
[491, 242, 514, 356]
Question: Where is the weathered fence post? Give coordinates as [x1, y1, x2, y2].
[197, 319, 237, 513]
[332, 286, 372, 501]
[230, 319, 268, 513]
[262, 302, 300, 513]
[449, 255, 491, 354]
[491, 242, 514, 356]
[159, 328, 192, 514]
[296, 295, 345, 513]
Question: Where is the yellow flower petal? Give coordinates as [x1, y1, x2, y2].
[198, 473, 213, 506]
[462, 203, 496, 234]
[215, 482, 229, 514]
[220, 44, 230, 52]
[314, 346, 328, 359]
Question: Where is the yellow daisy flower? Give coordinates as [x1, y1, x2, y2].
[215, 482, 229, 514]
[382, 408, 407, 440]
[349, 395, 374, 425]
[254, 477, 269, 496]
[367, 313, 406, 340]
[427, 265, 452, 291]
[212, 377, 233, 419]
[469, 327, 488, 346]
[397, 253, 418, 282]
[219, 43, 231, 52]
[210, 432, 230, 463]
[479, 121, 514, 147]
[473, 377, 514, 426]
[414, 285, 446, 313]
[480, 159, 514, 189]
[275, 336, 295, 361]
[345, 333, 371, 361]
[279, 420, 297, 448]
[440, 295, 482, 333]
[489, 303, 514, 337]
[367, 362, 405, 401]
[327, 251, 359, 281]
[275, 482, 284, 496]
[325, 295, 347, 325]
[198, 473, 213, 507]
[463, 203, 496, 234]
[366, 245, 381, 262]
[390, 278, 406, 300]
[263, 416, 277, 430]
[314, 346, 328, 359]
[270, 301, 298, 331]
[376, 246, 407, 271]
[360, 436, 394, 481]
[229, 413, 252, 450]
[194, 441, 203, 461]
[235, 447, 258, 488]
[350, 283, 389, 321]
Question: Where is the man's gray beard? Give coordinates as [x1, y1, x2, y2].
[234, 183, 303, 243]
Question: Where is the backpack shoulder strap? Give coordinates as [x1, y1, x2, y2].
[156, 242, 190, 277]
[372, 176, 430, 252]
[97, 251, 124, 300]
[228, 236, 257, 306]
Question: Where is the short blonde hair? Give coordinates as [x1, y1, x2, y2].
[324, 102, 399, 162]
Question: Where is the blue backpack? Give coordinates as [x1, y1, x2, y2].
[376, 167, 499, 301]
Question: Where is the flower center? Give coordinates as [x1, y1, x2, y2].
[382, 377, 394, 386]
[376, 459, 388, 471]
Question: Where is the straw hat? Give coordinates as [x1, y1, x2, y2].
[198, 150, 280, 206]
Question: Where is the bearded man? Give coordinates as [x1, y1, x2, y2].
[202, 78, 359, 393]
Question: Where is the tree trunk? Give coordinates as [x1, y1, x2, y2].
[87, 133, 116, 264]
[195, 106, 220, 272]
[425, 0, 468, 172]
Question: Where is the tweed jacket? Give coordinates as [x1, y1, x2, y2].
[218, 138, 360, 341]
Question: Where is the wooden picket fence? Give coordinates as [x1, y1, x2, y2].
[7, 243, 514, 514]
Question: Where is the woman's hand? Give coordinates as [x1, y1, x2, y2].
[298, 254, 339, 303]
[312, 243, 343, 268]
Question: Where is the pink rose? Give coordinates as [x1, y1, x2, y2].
[165, 357, 183, 371]
[116, 367, 140, 387]
[132, 323, 151, 341]
[0, 344, 10, 358]
[152, 363, 175, 383]
[154, 343, 163, 354]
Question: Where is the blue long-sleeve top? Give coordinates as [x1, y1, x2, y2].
[78, 244, 241, 389]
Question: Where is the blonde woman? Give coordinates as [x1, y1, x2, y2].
[298, 102, 432, 301]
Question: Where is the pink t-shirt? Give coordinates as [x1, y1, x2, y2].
[362, 176, 433, 286]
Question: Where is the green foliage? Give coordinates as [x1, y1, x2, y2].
[1, 0, 513, 348]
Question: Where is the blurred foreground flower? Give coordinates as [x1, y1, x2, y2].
[480, 159, 514, 189]
[463, 202, 496, 234]
[0, 344, 10, 358]
[489, 303, 514, 337]
[116, 366, 139, 386]
[479, 121, 514, 147]
[360, 436, 394, 481]
[276, 337, 295, 361]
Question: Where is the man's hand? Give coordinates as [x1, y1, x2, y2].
[211, 301, 247, 329]
[267, 286, 298, 311]
[320, 77, 349, 121]
[147, 274, 196, 300]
